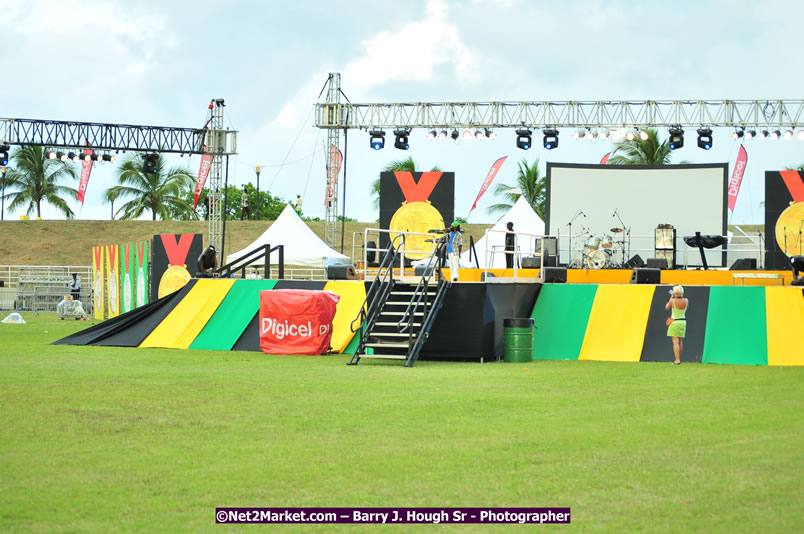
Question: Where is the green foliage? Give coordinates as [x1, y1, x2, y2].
[371, 157, 441, 210]
[182, 183, 290, 221]
[607, 128, 673, 165]
[1, 145, 78, 218]
[104, 153, 194, 220]
[487, 157, 546, 219]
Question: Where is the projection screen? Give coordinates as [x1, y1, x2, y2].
[546, 163, 728, 268]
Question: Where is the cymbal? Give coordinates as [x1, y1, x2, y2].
[610, 227, 624, 233]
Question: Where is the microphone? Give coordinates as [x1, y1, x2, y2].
[612, 209, 617, 217]
[580, 210, 587, 217]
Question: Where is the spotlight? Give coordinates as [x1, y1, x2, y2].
[393, 129, 410, 150]
[515, 129, 532, 150]
[67, 152, 79, 162]
[771, 130, 781, 140]
[369, 130, 385, 150]
[784, 129, 794, 140]
[585, 130, 594, 141]
[668, 128, 684, 150]
[732, 129, 744, 140]
[438, 129, 448, 140]
[143, 153, 159, 174]
[626, 130, 636, 141]
[745, 130, 756, 140]
[451, 129, 459, 141]
[543, 129, 559, 150]
[462, 129, 472, 140]
[639, 130, 649, 141]
[102, 154, 115, 163]
[572, 129, 582, 140]
[758, 130, 768, 140]
[485, 129, 496, 140]
[475, 129, 484, 141]
[599, 130, 609, 141]
[697, 128, 713, 150]
[82, 153, 92, 162]
[47, 151, 57, 160]
[56, 151, 67, 162]
[611, 128, 626, 142]
[1, 152, 7, 166]
[427, 130, 437, 141]
[798, 130, 804, 141]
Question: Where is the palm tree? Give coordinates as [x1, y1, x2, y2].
[371, 156, 441, 210]
[785, 164, 804, 172]
[487, 158, 546, 219]
[104, 153, 195, 220]
[1, 145, 78, 218]
[607, 128, 672, 165]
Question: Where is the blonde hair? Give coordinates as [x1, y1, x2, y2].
[673, 285, 684, 297]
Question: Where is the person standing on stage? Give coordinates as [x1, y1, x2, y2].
[68, 273, 81, 301]
[504, 221, 516, 269]
[447, 221, 464, 282]
[666, 285, 688, 365]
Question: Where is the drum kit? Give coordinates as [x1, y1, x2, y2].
[578, 227, 629, 269]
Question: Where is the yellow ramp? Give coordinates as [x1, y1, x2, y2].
[766, 287, 804, 366]
[579, 284, 654, 362]
[140, 279, 235, 349]
[324, 281, 367, 353]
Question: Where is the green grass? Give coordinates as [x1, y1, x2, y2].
[1, 314, 802, 533]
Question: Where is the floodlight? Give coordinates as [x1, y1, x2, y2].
[393, 129, 410, 150]
[485, 129, 496, 140]
[143, 153, 159, 174]
[771, 129, 781, 140]
[639, 130, 649, 141]
[745, 130, 756, 140]
[784, 129, 794, 140]
[462, 129, 472, 140]
[543, 129, 559, 150]
[438, 129, 448, 140]
[450, 129, 459, 140]
[102, 154, 115, 162]
[427, 130, 437, 141]
[515, 129, 532, 150]
[369, 130, 385, 150]
[758, 130, 769, 140]
[475, 129, 484, 141]
[798, 130, 804, 141]
[669, 128, 684, 150]
[626, 130, 635, 141]
[697, 128, 713, 150]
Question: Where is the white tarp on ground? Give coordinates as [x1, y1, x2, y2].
[461, 196, 545, 268]
[226, 204, 349, 267]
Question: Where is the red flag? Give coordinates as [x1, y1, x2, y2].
[193, 152, 213, 210]
[469, 156, 507, 214]
[77, 147, 94, 205]
[600, 152, 611, 165]
[727, 145, 748, 212]
[324, 144, 342, 206]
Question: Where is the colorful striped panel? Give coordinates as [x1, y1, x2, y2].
[765, 287, 804, 366]
[139, 279, 235, 349]
[640, 286, 711, 363]
[702, 286, 767, 365]
[530, 284, 597, 360]
[189, 279, 279, 351]
[579, 284, 654, 362]
[323, 281, 367, 354]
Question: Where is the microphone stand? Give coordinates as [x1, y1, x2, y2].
[758, 231, 763, 270]
[567, 210, 585, 268]
[614, 210, 628, 265]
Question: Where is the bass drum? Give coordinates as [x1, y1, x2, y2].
[586, 249, 612, 270]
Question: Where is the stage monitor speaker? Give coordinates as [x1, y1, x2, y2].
[625, 254, 644, 269]
[630, 267, 661, 284]
[521, 256, 541, 268]
[542, 266, 567, 283]
[535, 237, 558, 257]
[646, 258, 667, 269]
[414, 264, 434, 276]
[729, 258, 757, 270]
[326, 264, 357, 280]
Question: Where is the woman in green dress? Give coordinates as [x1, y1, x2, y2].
[665, 285, 688, 365]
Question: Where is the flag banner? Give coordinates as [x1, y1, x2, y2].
[193, 152, 213, 210]
[324, 144, 343, 205]
[105, 244, 121, 318]
[77, 148, 94, 205]
[135, 240, 149, 307]
[92, 246, 105, 320]
[469, 156, 507, 214]
[600, 152, 611, 165]
[259, 290, 340, 355]
[120, 242, 135, 314]
[727, 145, 748, 212]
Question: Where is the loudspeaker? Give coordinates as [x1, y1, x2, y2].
[0, 280, 4, 287]
[414, 264, 434, 276]
[646, 258, 667, 269]
[535, 237, 558, 256]
[729, 258, 757, 270]
[625, 254, 644, 269]
[630, 267, 661, 284]
[326, 264, 357, 280]
[480, 272, 495, 281]
[542, 267, 567, 283]
[544, 255, 557, 267]
[521, 256, 541, 268]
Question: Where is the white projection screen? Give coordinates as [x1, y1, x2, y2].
[546, 164, 728, 268]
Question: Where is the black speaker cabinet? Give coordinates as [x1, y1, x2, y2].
[521, 256, 541, 268]
[625, 254, 645, 269]
[646, 258, 667, 269]
[542, 266, 567, 283]
[630, 267, 661, 284]
[414, 264, 434, 276]
[729, 258, 757, 270]
[326, 264, 357, 280]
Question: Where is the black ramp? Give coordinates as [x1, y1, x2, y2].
[232, 280, 326, 352]
[53, 280, 198, 347]
[640, 285, 710, 363]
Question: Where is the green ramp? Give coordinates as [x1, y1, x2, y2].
[190, 279, 278, 351]
[702, 286, 768, 365]
[530, 284, 598, 360]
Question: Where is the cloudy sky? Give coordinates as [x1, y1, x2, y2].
[2, 0, 803, 225]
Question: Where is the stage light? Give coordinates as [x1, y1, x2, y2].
[585, 130, 594, 141]
[438, 129, 448, 140]
[543, 129, 559, 150]
[758, 130, 768, 140]
[798, 130, 804, 141]
[47, 151, 57, 160]
[668, 127, 684, 150]
[771, 129, 781, 140]
[732, 129, 744, 140]
[102, 154, 115, 163]
[67, 152, 79, 162]
[89, 154, 100, 162]
[427, 130, 437, 141]
[143, 153, 159, 174]
[462, 129, 472, 140]
[82, 153, 92, 162]
[56, 152, 67, 162]
[369, 130, 385, 150]
[475, 129, 484, 141]
[791, 255, 804, 280]
[697, 128, 713, 150]
[1, 152, 7, 166]
[485, 129, 496, 140]
[599, 130, 609, 140]
[573, 129, 583, 140]
[626, 130, 635, 141]
[451, 129, 459, 141]
[745, 130, 756, 140]
[611, 128, 625, 142]
[639, 130, 649, 141]
[515, 129, 532, 150]
[393, 129, 410, 150]
[784, 129, 794, 140]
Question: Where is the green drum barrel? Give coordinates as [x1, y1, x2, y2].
[503, 318, 534, 363]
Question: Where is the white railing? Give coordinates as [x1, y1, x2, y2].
[477, 228, 549, 279]
[359, 228, 440, 279]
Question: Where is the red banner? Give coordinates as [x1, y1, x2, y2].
[727, 145, 748, 212]
[77, 148, 94, 205]
[324, 145, 343, 206]
[600, 152, 611, 165]
[469, 156, 507, 214]
[259, 290, 340, 355]
[193, 152, 213, 210]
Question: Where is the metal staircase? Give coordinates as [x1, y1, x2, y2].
[349, 239, 450, 367]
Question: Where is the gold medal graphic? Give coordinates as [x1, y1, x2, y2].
[158, 264, 192, 299]
[389, 200, 445, 260]
[775, 201, 804, 257]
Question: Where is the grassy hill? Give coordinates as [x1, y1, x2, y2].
[0, 219, 494, 266]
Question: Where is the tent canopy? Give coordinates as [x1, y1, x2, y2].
[226, 205, 349, 268]
[461, 196, 545, 268]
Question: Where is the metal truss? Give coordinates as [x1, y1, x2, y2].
[0, 118, 237, 155]
[316, 99, 804, 130]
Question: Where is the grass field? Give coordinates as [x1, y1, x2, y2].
[1, 314, 802, 532]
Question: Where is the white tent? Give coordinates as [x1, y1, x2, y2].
[226, 204, 349, 267]
[461, 196, 545, 268]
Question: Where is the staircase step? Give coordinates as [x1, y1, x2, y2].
[380, 311, 425, 316]
[360, 354, 408, 360]
[375, 321, 422, 328]
[372, 332, 418, 338]
[366, 342, 410, 349]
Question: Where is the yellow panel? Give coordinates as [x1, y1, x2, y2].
[568, 270, 632, 284]
[324, 281, 367, 353]
[766, 287, 804, 366]
[139, 279, 235, 349]
[578, 284, 655, 362]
